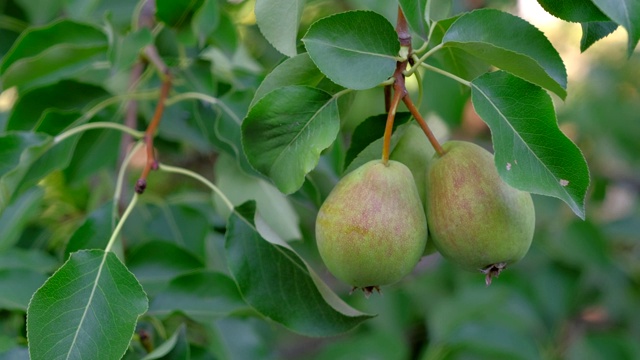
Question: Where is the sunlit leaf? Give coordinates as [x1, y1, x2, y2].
[443, 9, 567, 99]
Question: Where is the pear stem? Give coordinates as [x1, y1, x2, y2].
[402, 95, 445, 157]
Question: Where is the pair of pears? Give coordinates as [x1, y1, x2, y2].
[315, 129, 535, 291]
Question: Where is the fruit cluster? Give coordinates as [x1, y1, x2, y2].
[315, 127, 535, 294]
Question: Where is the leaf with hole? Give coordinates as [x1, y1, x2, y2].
[303, 11, 399, 90]
[471, 71, 589, 219]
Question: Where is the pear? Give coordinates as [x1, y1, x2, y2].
[389, 123, 437, 256]
[426, 141, 535, 284]
[316, 160, 427, 293]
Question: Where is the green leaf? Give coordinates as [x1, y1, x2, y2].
[428, 17, 490, 80]
[251, 53, 324, 107]
[0, 19, 108, 91]
[343, 122, 414, 175]
[303, 11, 400, 90]
[141, 324, 189, 360]
[580, 21, 619, 52]
[0, 248, 58, 273]
[0, 187, 43, 251]
[0, 269, 48, 311]
[242, 85, 340, 194]
[128, 241, 205, 296]
[192, 0, 220, 45]
[13, 0, 63, 24]
[255, 0, 304, 57]
[443, 9, 567, 99]
[536, 0, 610, 22]
[6, 80, 110, 132]
[399, 0, 429, 40]
[27, 250, 148, 360]
[156, 0, 204, 27]
[148, 270, 248, 321]
[344, 112, 412, 168]
[13, 111, 84, 197]
[214, 153, 301, 241]
[225, 201, 374, 337]
[0, 132, 52, 212]
[470, 71, 590, 219]
[590, 0, 640, 55]
[64, 201, 114, 260]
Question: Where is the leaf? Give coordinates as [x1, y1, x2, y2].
[13, 111, 84, 197]
[192, 0, 220, 45]
[255, 0, 304, 57]
[303, 11, 400, 90]
[536, 0, 610, 22]
[141, 324, 189, 360]
[148, 270, 248, 321]
[225, 201, 374, 337]
[399, 0, 429, 40]
[344, 112, 412, 168]
[242, 85, 340, 194]
[0, 187, 43, 251]
[0, 248, 58, 273]
[0, 132, 52, 212]
[214, 153, 301, 241]
[343, 122, 414, 175]
[27, 250, 148, 360]
[251, 53, 324, 106]
[470, 71, 590, 219]
[443, 9, 567, 99]
[64, 201, 114, 260]
[127, 241, 205, 296]
[580, 21, 619, 52]
[0, 20, 108, 91]
[0, 269, 48, 311]
[156, 0, 204, 27]
[590, 0, 640, 55]
[6, 80, 110, 132]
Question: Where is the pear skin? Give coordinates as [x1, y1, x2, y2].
[426, 141, 535, 284]
[316, 160, 427, 290]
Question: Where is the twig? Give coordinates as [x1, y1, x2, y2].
[135, 68, 172, 194]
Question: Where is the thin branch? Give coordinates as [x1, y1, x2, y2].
[135, 71, 172, 194]
[158, 163, 235, 212]
[403, 95, 445, 157]
[420, 62, 472, 87]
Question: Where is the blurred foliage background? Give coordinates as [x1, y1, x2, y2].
[0, 0, 638, 359]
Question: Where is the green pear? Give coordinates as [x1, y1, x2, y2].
[389, 123, 437, 256]
[316, 160, 427, 293]
[426, 141, 535, 284]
